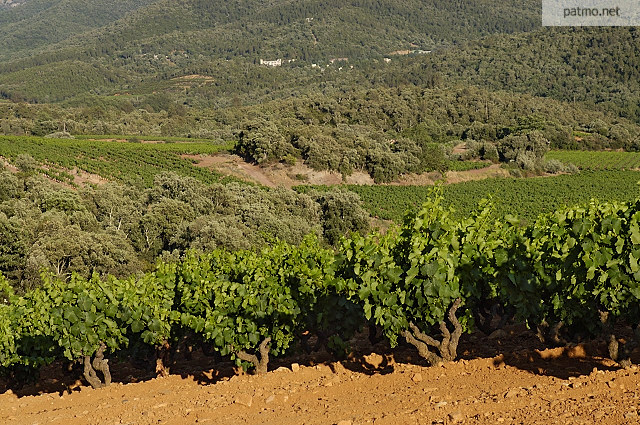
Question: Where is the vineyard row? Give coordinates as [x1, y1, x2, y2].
[2, 190, 640, 387]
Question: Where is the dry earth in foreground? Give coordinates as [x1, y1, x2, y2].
[2, 325, 640, 425]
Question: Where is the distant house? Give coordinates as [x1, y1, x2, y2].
[388, 49, 432, 56]
[260, 59, 282, 67]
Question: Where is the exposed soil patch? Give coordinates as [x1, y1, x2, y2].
[185, 154, 376, 188]
[171, 74, 215, 81]
[186, 154, 515, 188]
[2, 326, 639, 425]
[184, 154, 277, 187]
[445, 163, 510, 184]
[68, 167, 109, 186]
[451, 142, 469, 156]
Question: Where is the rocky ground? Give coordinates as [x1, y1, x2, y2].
[1, 325, 639, 425]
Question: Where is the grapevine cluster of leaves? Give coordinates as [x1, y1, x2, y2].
[499, 199, 640, 349]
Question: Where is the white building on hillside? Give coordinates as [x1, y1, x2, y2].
[260, 59, 282, 67]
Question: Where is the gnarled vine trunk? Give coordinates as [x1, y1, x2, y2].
[401, 298, 463, 366]
[83, 343, 111, 389]
[155, 340, 171, 378]
[600, 311, 637, 367]
[235, 337, 272, 374]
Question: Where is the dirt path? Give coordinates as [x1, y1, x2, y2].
[184, 154, 374, 188]
[2, 327, 639, 425]
[445, 163, 510, 184]
[183, 154, 278, 187]
[185, 154, 510, 188]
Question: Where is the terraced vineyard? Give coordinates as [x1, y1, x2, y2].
[0, 136, 233, 187]
[546, 150, 640, 171]
[303, 171, 640, 223]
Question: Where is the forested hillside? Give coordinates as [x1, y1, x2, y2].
[0, 0, 29, 8]
[409, 27, 640, 122]
[0, 0, 539, 60]
[0, 0, 158, 56]
[1, 0, 637, 129]
[0, 0, 539, 103]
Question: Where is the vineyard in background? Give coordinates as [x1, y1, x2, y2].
[2, 192, 640, 388]
[74, 135, 227, 144]
[0, 136, 233, 187]
[546, 150, 640, 171]
[317, 170, 640, 222]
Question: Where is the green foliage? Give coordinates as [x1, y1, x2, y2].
[419, 143, 449, 173]
[336, 192, 469, 349]
[496, 199, 640, 339]
[339, 170, 640, 223]
[0, 0, 539, 102]
[0, 212, 26, 282]
[0, 273, 19, 368]
[5, 192, 640, 379]
[235, 120, 293, 164]
[0, 136, 231, 188]
[175, 236, 355, 367]
[2, 265, 176, 371]
[497, 132, 550, 163]
[309, 189, 370, 245]
[1, 81, 636, 182]
[0, 162, 363, 290]
[399, 27, 640, 123]
[225, 85, 625, 179]
[14, 153, 39, 175]
[546, 150, 640, 171]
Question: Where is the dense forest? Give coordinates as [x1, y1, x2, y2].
[230, 85, 638, 180]
[0, 0, 537, 103]
[0, 0, 539, 59]
[0, 6, 637, 130]
[420, 27, 640, 122]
